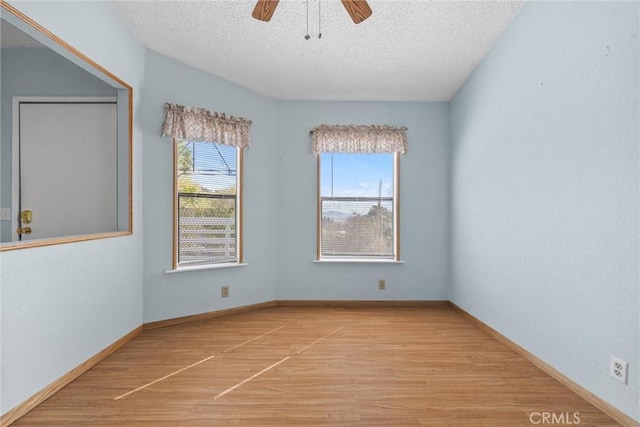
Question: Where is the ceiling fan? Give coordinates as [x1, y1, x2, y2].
[252, 0, 372, 25]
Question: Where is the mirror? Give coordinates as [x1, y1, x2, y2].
[0, 1, 132, 250]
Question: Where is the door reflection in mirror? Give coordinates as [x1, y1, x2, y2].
[0, 4, 132, 250]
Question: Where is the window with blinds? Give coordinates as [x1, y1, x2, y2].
[318, 152, 398, 260]
[175, 140, 241, 266]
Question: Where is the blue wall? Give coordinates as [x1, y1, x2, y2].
[276, 101, 449, 300]
[0, 1, 145, 415]
[141, 50, 279, 322]
[450, 1, 639, 421]
[141, 52, 449, 323]
[0, 47, 117, 241]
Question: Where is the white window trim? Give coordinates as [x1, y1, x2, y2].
[312, 259, 405, 264]
[166, 262, 248, 274]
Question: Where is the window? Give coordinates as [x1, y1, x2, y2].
[174, 140, 242, 267]
[318, 152, 399, 260]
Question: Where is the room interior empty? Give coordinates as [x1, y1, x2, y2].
[1, 1, 638, 426]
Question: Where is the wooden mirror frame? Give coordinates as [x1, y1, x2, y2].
[0, 0, 133, 251]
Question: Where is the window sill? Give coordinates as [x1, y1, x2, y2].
[166, 263, 248, 274]
[313, 259, 405, 264]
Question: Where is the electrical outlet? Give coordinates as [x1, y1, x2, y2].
[610, 355, 628, 384]
[378, 279, 385, 290]
[221, 286, 229, 298]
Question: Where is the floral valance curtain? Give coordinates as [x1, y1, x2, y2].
[162, 103, 252, 149]
[310, 124, 408, 154]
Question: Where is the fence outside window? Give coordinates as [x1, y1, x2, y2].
[177, 193, 236, 265]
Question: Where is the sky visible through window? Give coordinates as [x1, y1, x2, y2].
[187, 147, 393, 214]
[321, 152, 393, 216]
[321, 152, 393, 198]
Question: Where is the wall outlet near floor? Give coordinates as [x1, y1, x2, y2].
[378, 279, 386, 290]
[221, 286, 229, 298]
[0, 208, 10, 221]
[609, 355, 628, 384]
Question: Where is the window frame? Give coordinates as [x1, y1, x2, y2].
[316, 152, 400, 261]
[172, 138, 243, 269]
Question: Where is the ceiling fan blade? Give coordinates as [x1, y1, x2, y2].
[340, 0, 372, 24]
[252, 0, 280, 22]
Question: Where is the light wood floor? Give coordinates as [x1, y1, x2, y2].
[15, 306, 620, 426]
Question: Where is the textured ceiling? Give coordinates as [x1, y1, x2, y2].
[114, 0, 524, 102]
